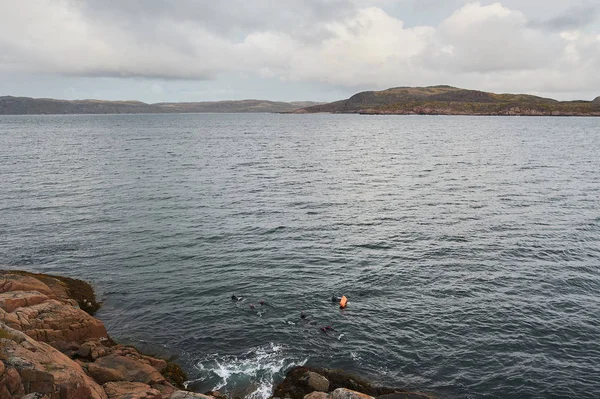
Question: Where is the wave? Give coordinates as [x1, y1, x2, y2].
[186, 343, 307, 399]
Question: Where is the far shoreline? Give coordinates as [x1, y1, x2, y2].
[2, 111, 600, 117]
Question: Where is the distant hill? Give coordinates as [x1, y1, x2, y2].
[154, 100, 321, 114]
[295, 86, 600, 116]
[0, 96, 323, 115]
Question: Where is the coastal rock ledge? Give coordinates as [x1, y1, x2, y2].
[0, 270, 205, 399]
[273, 367, 434, 399]
[0, 270, 434, 399]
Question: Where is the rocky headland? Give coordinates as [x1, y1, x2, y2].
[0, 270, 203, 399]
[0, 270, 433, 399]
[294, 85, 600, 116]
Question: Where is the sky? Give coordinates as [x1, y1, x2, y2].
[1, 0, 599, 103]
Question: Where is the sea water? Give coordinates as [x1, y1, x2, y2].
[1, 114, 599, 398]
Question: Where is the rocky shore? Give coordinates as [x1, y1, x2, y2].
[356, 106, 600, 116]
[272, 367, 433, 399]
[0, 271, 433, 399]
[0, 270, 202, 399]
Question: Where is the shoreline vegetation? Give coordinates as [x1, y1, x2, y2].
[1, 86, 599, 116]
[0, 270, 433, 399]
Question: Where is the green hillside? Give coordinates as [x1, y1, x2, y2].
[296, 86, 600, 116]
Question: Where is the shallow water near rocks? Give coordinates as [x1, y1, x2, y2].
[1, 114, 599, 399]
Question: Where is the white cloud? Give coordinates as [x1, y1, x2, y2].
[241, 7, 434, 86]
[0, 0, 599, 98]
[423, 2, 557, 73]
[0, 0, 233, 79]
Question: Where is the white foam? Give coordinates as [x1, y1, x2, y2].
[189, 343, 307, 399]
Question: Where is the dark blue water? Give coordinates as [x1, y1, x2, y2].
[1, 114, 599, 399]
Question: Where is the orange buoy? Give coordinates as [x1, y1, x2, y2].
[339, 295, 348, 308]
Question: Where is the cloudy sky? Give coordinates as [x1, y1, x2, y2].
[1, 0, 599, 102]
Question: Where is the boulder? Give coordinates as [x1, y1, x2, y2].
[0, 297, 107, 347]
[0, 275, 57, 298]
[0, 271, 101, 314]
[86, 363, 127, 384]
[304, 392, 329, 399]
[274, 367, 434, 399]
[0, 322, 107, 399]
[77, 340, 110, 361]
[75, 343, 91, 359]
[170, 391, 215, 398]
[103, 381, 161, 399]
[204, 390, 226, 399]
[142, 355, 168, 372]
[0, 291, 50, 313]
[93, 354, 165, 385]
[19, 368, 55, 393]
[0, 365, 25, 397]
[22, 394, 51, 399]
[301, 371, 329, 392]
[331, 388, 375, 399]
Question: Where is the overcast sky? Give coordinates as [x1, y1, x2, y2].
[1, 0, 599, 102]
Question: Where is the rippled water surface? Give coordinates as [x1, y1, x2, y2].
[1, 114, 599, 398]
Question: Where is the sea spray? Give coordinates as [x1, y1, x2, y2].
[186, 343, 307, 399]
